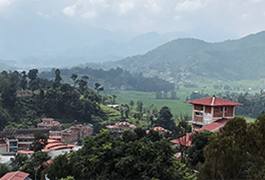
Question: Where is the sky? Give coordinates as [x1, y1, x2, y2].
[0, 0, 265, 63]
[0, 0, 264, 37]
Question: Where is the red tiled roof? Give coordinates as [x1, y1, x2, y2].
[186, 96, 242, 106]
[171, 118, 229, 146]
[153, 127, 165, 131]
[0, 171, 29, 180]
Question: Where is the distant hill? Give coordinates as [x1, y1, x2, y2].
[85, 31, 265, 83]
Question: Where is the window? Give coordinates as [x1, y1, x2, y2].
[201, 106, 204, 111]
[220, 107, 223, 112]
[225, 107, 228, 112]
[195, 112, 203, 116]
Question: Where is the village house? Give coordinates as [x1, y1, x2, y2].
[171, 95, 243, 151]
[186, 95, 242, 131]
[106, 122, 136, 133]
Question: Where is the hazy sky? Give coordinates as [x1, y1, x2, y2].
[1, 0, 265, 38]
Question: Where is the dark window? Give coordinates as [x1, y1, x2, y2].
[195, 112, 203, 116]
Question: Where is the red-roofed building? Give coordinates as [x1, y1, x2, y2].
[37, 118, 61, 130]
[0, 171, 31, 180]
[186, 96, 242, 131]
[106, 122, 136, 133]
[149, 127, 172, 134]
[171, 118, 228, 147]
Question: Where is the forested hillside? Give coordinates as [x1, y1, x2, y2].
[39, 67, 175, 93]
[84, 31, 265, 83]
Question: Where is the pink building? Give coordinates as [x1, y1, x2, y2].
[107, 122, 136, 133]
[186, 96, 242, 131]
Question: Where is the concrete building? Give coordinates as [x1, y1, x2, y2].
[186, 95, 242, 131]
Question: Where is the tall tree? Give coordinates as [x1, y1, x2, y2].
[0, 73, 17, 110]
[129, 100, 134, 110]
[54, 68, 62, 88]
[28, 69, 39, 91]
[155, 106, 176, 132]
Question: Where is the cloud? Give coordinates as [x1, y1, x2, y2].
[0, 0, 12, 10]
[62, 0, 109, 18]
[36, 11, 51, 19]
[118, 1, 135, 15]
[175, 0, 206, 12]
[63, 4, 76, 17]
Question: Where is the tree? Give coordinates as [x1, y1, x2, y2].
[10, 153, 29, 171]
[95, 83, 104, 93]
[30, 132, 48, 152]
[78, 75, 89, 93]
[54, 68, 62, 88]
[155, 106, 176, 132]
[112, 94, 117, 104]
[136, 101, 143, 113]
[47, 154, 72, 180]
[200, 116, 265, 179]
[129, 100, 134, 110]
[186, 130, 212, 168]
[0, 73, 17, 110]
[28, 69, 39, 91]
[71, 74, 78, 87]
[67, 129, 195, 180]
[21, 151, 50, 180]
[0, 163, 11, 177]
[171, 91, 177, 99]
[20, 71, 28, 90]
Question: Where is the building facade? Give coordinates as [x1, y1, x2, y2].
[186, 96, 242, 131]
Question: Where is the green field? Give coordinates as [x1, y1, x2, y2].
[114, 77, 264, 121]
[115, 90, 192, 117]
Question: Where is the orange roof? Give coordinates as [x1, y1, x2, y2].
[45, 142, 66, 149]
[186, 96, 242, 106]
[0, 171, 29, 180]
[17, 150, 34, 154]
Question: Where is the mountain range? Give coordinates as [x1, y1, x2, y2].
[84, 31, 265, 83]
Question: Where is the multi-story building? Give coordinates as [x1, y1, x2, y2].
[0, 118, 93, 154]
[186, 95, 242, 131]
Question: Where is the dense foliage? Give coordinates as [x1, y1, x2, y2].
[46, 129, 196, 180]
[200, 115, 265, 179]
[0, 70, 107, 131]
